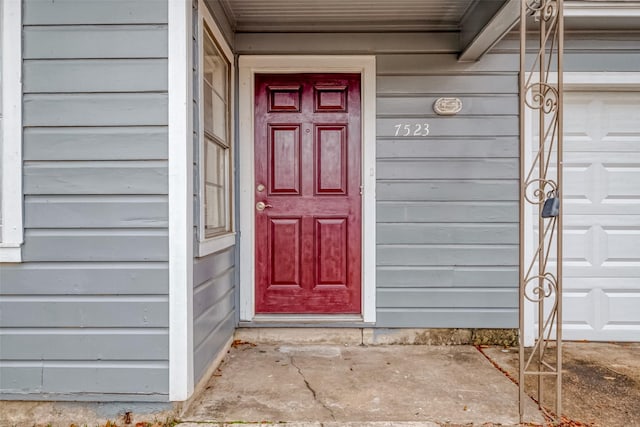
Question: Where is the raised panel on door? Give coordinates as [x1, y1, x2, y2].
[269, 125, 301, 195]
[315, 125, 347, 195]
[315, 217, 348, 287]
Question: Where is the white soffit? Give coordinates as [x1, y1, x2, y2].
[219, 0, 475, 32]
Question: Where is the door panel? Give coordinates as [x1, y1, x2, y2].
[255, 74, 362, 314]
[269, 125, 301, 194]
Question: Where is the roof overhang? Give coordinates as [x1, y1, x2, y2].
[210, 0, 640, 61]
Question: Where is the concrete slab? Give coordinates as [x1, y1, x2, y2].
[234, 328, 364, 345]
[482, 342, 640, 427]
[178, 422, 443, 427]
[182, 343, 545, 425]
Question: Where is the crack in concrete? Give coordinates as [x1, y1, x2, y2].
[290, 355, 336, 421]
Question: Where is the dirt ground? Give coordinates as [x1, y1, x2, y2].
[482, 342, 640, 427]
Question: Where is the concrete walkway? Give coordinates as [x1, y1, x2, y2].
[181, 342, 546, 426]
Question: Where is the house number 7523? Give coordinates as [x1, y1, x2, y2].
[394, 123, 430, 137]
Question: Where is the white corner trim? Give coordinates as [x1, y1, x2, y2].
[168, 0, 194, 401]
[522, 71, 640, 347]
[0, 0, 23, 263]
[238, 55, 377, 323]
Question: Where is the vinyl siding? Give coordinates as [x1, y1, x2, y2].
[0, 0, 169, 401]
[376, 49, 519, 328]
[192, 0, 237, 387]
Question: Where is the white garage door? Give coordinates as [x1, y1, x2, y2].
[562, 90, 640, 341]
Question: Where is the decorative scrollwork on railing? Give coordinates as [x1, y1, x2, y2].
[524, 82, 559, 114]
[523, 178, 558, 204]
[525, 0, 557, 21]
[523, 273, 558, 303]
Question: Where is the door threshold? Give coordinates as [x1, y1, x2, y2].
[249, 314, 364, 323]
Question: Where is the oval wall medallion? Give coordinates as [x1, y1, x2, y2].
[433, 97, 463, 115]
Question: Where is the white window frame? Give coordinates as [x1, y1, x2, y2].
[238, 55, 377, 323]
[0, 0, 23, 263]
[196, 3, 235, 257]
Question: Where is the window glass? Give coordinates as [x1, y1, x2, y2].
[201, 26, 231, 239]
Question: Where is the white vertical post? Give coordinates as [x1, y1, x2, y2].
[168, 0, 194, 401]
[0, 0, 24, 262]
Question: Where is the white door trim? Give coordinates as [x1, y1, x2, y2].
[523, 72, 640, 346]
[238, 55, 377, 323]
[168, 0, 194, 401]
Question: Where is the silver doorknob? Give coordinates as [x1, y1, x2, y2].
[256, 201, 273, 211]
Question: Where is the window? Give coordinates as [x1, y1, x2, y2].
[197, 1, 234, 255]
[0, 0, 23, 262]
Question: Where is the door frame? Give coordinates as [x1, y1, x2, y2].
[523, 72, 640, 346]
[238, 55, 376, 322]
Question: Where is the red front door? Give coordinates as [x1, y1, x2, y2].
[254, 73, 362, 314]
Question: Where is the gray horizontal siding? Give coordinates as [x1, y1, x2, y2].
[23, 127, 168, 161]
[235, 32, 458, 55]
[377, 245, 518, 266]
[377, 75, 517, 95]
[495, 33, 640, 72]
[23, 59, 168, 93]
[377, 96, 517, 116]
[193, 247, 237, 385]
[24, 161, 168, 195]
[0, 362, 168, 396]
[376, 309, 518, 328]
[1, 330, 168, 360]
[0, 297, 168, 327]
[377, 180, 518, 201]
[377, 159, 518, 180]
[377, 201, 518, 223]
[23, 25, 167, 59]
[0, 263, 168, 295]
[23, 0, 168, 25]
[25, 196, 168, 229]
[377, 117, 517, 137]
[376, 53, 519, 74]
[22, 230, 168, 262]
[23, 93, 167, 127]
[375, 52, 519, 328]
[0, 0, 170, 400]
[377, 223, 517, 245]
[377, 138, 518, 159]
[376, 267, 518, 288]
[378, 288, 517, 308]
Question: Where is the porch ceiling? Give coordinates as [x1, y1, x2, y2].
[218, 0, 477, 32]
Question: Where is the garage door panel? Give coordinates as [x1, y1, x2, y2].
[565, 92, 640, 152]
[604, 228, 640, 260]
[606, 292, 640, 323]
[533, 90, 640, 342]
[563, 289, 597, 328]
[603, 164, 640, 199]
